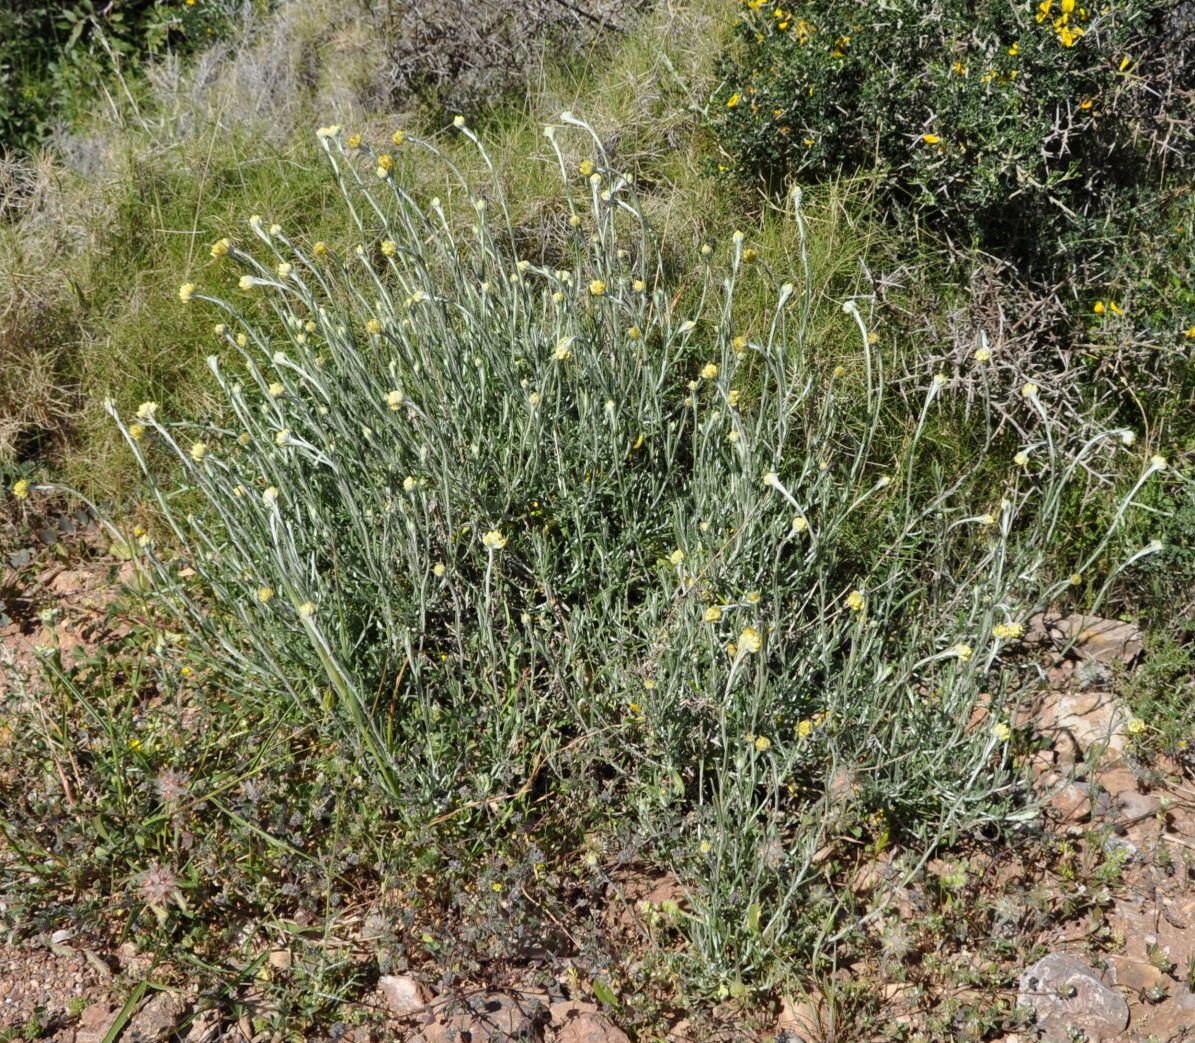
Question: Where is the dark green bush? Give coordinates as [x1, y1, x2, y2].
[0, 0, 243, 155]
[712, 0, 1193, 287]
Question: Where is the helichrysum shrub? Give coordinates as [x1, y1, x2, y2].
[106, 116, 1167, 990]
[713, 0, 1190, 283]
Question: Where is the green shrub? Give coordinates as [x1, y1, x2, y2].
[0, 0, 245, 155]
[711, 0, 1192, 287]
[79, 116, 1166, 991]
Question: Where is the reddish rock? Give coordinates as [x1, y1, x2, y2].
[552, 1012, 630, 1043]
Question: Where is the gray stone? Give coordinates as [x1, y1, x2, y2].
[126, 991, 187, 1042]
[1018, 953, 1129, 1042]
[1116, 788, 1160, 823]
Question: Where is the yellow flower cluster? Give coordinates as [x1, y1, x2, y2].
[1036, 0, 1086, 47]
[992, 621, 1024, 640]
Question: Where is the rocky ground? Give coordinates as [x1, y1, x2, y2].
[1, 519, 1192, 1042]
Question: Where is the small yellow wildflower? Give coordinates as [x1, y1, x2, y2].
[298, 601, 315, 617]
[347, 134, 362, 150]
[633, 279, 646, 292]
[792, 516, 808, 534]
[992, 621, 1024, 640]
[1150, 454, 1167, 471]
[952, 643, 974, 661]
[482, 529, 508, 550]
[135, 401, 158, 420]
[742, 247, 758, 264]
[178, 283, 195, 303]
[704, 605, 723, 623]
[391, 129, 406, 146]
[846, 590, 865, 613]
[387, 389, 404, 411]
[257, 587, 274, 603]
[628, 325, 641, 340]
[276, 262, 292, 279]
[210, 238, 230, 259]
[236, 333, 248, 347]
[263, 486, 279, 506]
[668, 548, 685, 566]
[268, 383, 284, 398]
[701, 363, 718, 380]
[992, 721, 1012, 742]
[12, 479, 30, 500]
[754, 735, 771, 753]
[738, 627, 762, 654]
[366, 319, 382, 335]
[274, 429, 289, 447]
[589, 279, 606, 296]
[727, 92, 741, 108]
[189, 442, 207, 462]
[1069, 573, 1083, 586]
[313, 241, 328, 257]
[699, 839, 712, 854]
[128, 423, 145, 441]
[974, 347, 992, 363]
[403, 476, 417, 493]
[1014, 451, 1030, 467]
[922, 133, 941, 144]
[381, 240, 397, 257]
[239, 275, 255, 291]
[433, 563, 446, 577]
[1021, 382, 1039, 398]
[1126, 717, 1146, 736]
[797, 719, 813, 739]
[579, 160, 594, 177]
